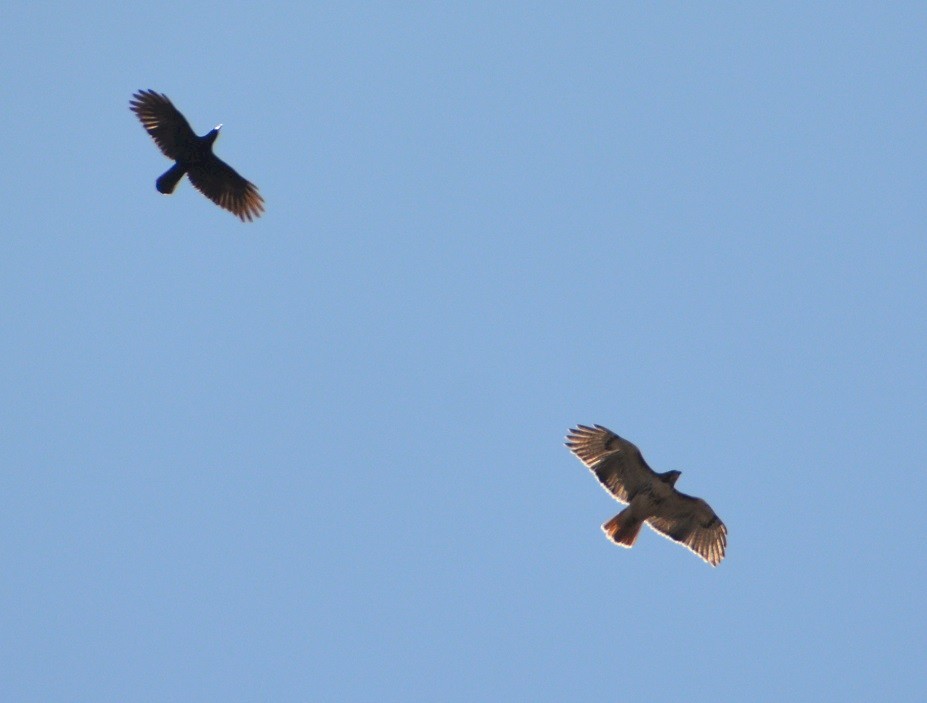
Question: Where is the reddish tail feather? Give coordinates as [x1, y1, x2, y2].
[602, 510, 643, 547]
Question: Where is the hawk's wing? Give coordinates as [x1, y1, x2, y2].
[646, 492, 727, 566]
[130, 90, 198, 161]
[565, 424, 657, 504]
[187, 155, 265, 223]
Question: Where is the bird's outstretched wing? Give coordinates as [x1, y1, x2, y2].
[565, 424, 657, 504]
[646, 493, 727, 566]
[130, 90, 197, 161]
[187, 156, 265, 222]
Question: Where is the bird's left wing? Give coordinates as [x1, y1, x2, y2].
[187, 156, 265, 222]
[130, 90, 198, 161]
[646, 492, 727, 566]
[565, 424, 657, 504]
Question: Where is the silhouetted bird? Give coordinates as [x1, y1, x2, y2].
[130, 90, 264, 222]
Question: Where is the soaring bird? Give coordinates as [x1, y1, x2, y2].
[565, 424, 727, 566]
[130, 90, 264, 222]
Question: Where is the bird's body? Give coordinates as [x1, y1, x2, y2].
[565, 424, 727, 566]
[130, 90, 264, 222]
[154, 128, 218, 194]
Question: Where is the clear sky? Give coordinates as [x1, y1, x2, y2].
[2, 3, 925, 701]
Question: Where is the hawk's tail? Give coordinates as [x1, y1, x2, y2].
[602, 510, 643, 548]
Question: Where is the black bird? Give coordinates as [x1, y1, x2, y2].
[130, 90, 264, 222]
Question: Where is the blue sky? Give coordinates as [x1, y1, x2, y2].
[2, 2, 925, 701]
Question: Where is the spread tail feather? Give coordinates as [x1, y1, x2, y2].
[156, 163, 187, 194]
[602, 510, 643, 548]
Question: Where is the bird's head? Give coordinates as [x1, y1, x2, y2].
[659, 470, 682, 487]
[204, 124, 222, 146]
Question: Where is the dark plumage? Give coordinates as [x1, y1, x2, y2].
[130, 90, 264, 222]
[565, 424, 727, 566]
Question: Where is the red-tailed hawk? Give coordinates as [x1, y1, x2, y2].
[565, 424, 727, 566]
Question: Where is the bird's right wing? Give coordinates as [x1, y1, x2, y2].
[130, 90, 198, 161]
[565, 424, 656, 504]
[187, 155, 265, 222]
[646, 493, 727, 566]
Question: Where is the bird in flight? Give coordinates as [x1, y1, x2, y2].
[130, 90, 264, 222]
[565, 424, 727, 566]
